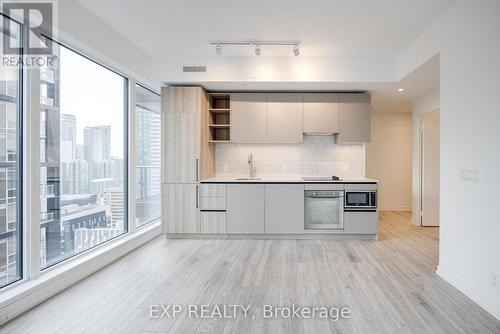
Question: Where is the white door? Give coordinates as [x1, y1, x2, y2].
[421, 111, 440, 226]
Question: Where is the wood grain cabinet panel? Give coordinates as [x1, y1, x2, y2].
[337, 94, 371, 143]
[231, 93, 268, 143]
[200, 212, 226, 233]
[162, 184, 199, 233]
[162, 86, 203, 113]
[303, 93, 340, 134]
[163, 112, 200, 183]
[266, 93, 303, 143]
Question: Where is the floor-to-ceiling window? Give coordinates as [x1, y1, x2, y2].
[0, 15, 22, 287]
[40, 41, 128, 268]
[135, 84, 160, 228]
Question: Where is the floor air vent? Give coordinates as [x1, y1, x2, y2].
[182, 65, 207, 73]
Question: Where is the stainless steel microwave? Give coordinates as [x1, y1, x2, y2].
[344, 191, 377, 211]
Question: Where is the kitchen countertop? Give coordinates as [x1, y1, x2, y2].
[201, 176, 378, 184]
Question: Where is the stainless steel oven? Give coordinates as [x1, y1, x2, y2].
[304, 190, 344, 230]
[344, 191, 377, 211]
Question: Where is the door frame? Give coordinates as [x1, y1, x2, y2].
[417, 109, 440, 226]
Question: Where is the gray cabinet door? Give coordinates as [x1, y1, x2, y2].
[226, 184, 265, 234]
[303, 93, 340, 134]
[163, 112, 200, 183]
[267, 93, 303, 143]
[337, 94, 371, 143]
[265, 184, 304, 234]
[344, 211, 378, 234]
[162, 184, 199, 233]
[231, 93, 267, 143]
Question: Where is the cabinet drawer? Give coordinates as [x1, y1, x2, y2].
[200, 184, 226, 197]
[200, 212, 226, 233]
[344, 211, 378, 234]
[200, 197, 226, 211]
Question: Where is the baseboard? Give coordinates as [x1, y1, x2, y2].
[436, 265, 500, 321]
[380, 206, 412, 211]
[0, 223, 161, 325]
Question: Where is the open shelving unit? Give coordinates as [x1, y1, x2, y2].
[207, 93, 231, 142]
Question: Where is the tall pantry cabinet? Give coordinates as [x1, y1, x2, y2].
[161, 87, 208, 233]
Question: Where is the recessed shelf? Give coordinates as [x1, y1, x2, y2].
[209, 124, 230, 128]
[209, 108, 230, 114]
[208, 140, 231, 143]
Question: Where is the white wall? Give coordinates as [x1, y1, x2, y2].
[412, 89, 440, 225]
[57, 0, 154, 86]
[366, 112, 412, 211]
[215, 136, 365, 180]
[400, 0, 500, 320]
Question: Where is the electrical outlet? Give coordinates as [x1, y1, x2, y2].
[459, 169, 480, 183]
[223, 164, 229, 172]
[490, 273, 498, 287]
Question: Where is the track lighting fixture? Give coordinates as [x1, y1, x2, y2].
[255, 45, 261, 56]
[210, 40, 301, 57]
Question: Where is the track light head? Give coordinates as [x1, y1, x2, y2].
[255, 45, 261, 56]
[293, 46, 300, 56]
[215, 44, 222, 55]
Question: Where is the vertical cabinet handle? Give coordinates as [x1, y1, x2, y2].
[195, 185, 199, 208]
[195, 158, 199, 182]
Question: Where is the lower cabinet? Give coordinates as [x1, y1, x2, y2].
[226, 184, 265, 234]
[265, 184, 304, 234]
[162, 183, 199, 233]
[344, 211, 378, 234]
[200, 212, 226, 233]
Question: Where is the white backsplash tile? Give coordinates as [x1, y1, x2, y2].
[215, 136, 365, 179]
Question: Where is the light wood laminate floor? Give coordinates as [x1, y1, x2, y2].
[1, 211, 500, 334]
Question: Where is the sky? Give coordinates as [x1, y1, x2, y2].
[59, 46, 125, 158]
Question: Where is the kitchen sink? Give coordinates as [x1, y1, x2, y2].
[235, 177, 262, 180]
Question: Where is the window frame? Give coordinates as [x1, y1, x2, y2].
[0, 14, 161, 291]
[134, 83, 161, 229]
[0, 12, 24, 289]
[37, 37, 130, 270]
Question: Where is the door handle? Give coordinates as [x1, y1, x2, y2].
[195, 185, 199, 208]
[195, 158, 199, 182]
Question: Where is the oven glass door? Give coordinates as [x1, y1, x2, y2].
[305, 196, 344, 229]
[345, 192, 370, 207]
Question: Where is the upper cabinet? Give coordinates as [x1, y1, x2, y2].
[337, 94, 371, 143]
[303, 93, 340, 134]
[231, 93, 267, 143]
[216, 91, 371, 144]
[267, 93, 303, 143]
[231, 93, 303, 144]
[162, 86, 203, 113]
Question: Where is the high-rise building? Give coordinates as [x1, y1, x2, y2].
[83, 126, 111, 162]
[136, 106, 161, 220]
[102, 187, 124, 227]
[60, 114, 77, 162]
[0, 69, 20, 286]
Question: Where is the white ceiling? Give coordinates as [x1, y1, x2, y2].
[77, 0, 453, 58]
[76, 0, 444, 111]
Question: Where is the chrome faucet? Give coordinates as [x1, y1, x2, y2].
[248, 153, 257, 177]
